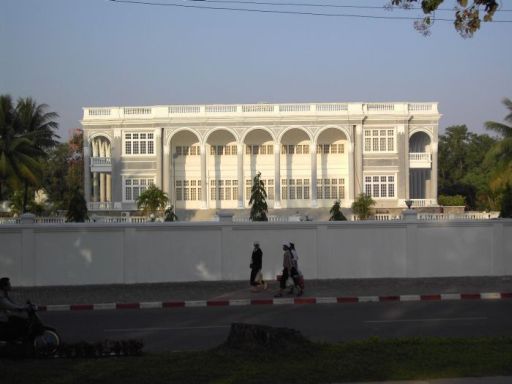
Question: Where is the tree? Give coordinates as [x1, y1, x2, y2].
[329, 200, 347, 221]
[136, 184, 169, 217]
[249, 172, 268, 221]
[66, 187, 88, 222]
[500, 184, 512, 218]
[389, 0, 499, 37]
[351, 193, 376, 220]
[485, 98, 512, 192]
[42, 129, 84, 211]
[0, 95, 45, 203]
[15, 97, 59, 212]
[438, 125, 496, 210]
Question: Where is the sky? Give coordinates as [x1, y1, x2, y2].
[1, 0, 511, 140]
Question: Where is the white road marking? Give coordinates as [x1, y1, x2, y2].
[365, 316, 487, 324]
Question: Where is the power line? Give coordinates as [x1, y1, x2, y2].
[107, 0, 512, 22]
[184, 0, 512, 13]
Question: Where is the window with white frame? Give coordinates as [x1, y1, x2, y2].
[210, 145, 237, 156]
[245, 178, 274, 200]
[124, 133, 155, 155]
[316, 143, 344, 154]
[281, 144, 310, 155]
[281, 179, 310, 200]
[245, 144, 274, 155]
[175, 145, 200, 156]
[210, 179, 238, 200]
[124, 177, 154, 201]
[364, 129, 395, 152]
[175, 179, 202, 201]
[316, 178, 345, 200]
[364, 175, 395, 198]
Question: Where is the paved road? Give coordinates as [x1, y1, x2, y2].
[39, 300, 512, 352]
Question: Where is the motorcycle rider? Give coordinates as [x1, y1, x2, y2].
[0, 277, 31, 340]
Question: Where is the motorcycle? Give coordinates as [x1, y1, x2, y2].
[0, 301, 60, 357]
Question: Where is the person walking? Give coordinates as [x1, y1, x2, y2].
[250, 242, 267, 291]
[288, 242, 304, 296]
[275, 243, 292, 297]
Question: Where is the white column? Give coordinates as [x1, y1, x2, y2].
[201, 144, 207, 209]
[354, 124, 363, 197]
[237, 143, 244, 208]
[93, 173, 99, 202]
[431, 142, 438, 202]
[106, 174, 112, 202]
[100, 173, 106, 202]
[273, 143, 281, 209]
[83, 144, 91, 203]
[310, 142, 317, 208]
[163, 143, 170, 196]
[155, 128, 163, 189]
[347, 141, 355, 205]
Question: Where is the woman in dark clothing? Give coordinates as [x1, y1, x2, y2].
[250, 242, 266, 290]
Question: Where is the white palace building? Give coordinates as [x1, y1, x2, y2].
[81, 102, 441, 214]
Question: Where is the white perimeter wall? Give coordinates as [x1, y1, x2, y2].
[0, 219, 511, 287]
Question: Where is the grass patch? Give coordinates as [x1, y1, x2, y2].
[1, 336, 512, 384]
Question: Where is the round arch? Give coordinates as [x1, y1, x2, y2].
[203, 126, 239, 145]
[241, 126, 276, 142]
[277, 126, 313, 143]
[314, 125, 352, 144]
[166, 127, 201, 147]
[88, 132, 113, 144]
[409, 128, 433, 141]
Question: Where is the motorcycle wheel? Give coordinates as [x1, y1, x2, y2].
[33, 330, 60, 357]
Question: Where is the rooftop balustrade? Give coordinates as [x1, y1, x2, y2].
[83, 102, 439, 121]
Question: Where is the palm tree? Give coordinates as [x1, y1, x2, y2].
[351, 193, 376, 220]
[485, 97, 512, 191]
[0, 95, 45, 202]
[249, 172, 268, 221]
[136, 184, 169, 218]
[15, 97, 59, 212]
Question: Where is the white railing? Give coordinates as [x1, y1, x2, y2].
[398, 199, 438, 208]
[242, 104, 275, 113]
[205, 105, 238, 113]
[123, 107, 152, 115]
[409, 153, 432, 162]
[169, 105, 201, 114]
[83, 102, 439, 121]
[88, 202, 114, 211]
[88, 108, 111, 116]
[278, 104, 311, 112]
[418, 212, 500, 221]
[1, 211, 500, 225]
[315, 103, 348, 112]
[0, 218, 20, 224]
[409, 103, 433, 112]
[367, 103, 395, 112]
[90, 157, 112, 166]
[35, 217, 66, 224]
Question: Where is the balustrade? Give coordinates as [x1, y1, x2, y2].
[84, 102, 438, 121]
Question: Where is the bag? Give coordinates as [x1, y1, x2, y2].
[255, 271, 263, 284]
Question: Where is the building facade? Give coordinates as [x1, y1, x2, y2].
[81, 102, 441, 212]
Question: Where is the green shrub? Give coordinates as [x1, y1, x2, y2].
[438, 194, 466, 206]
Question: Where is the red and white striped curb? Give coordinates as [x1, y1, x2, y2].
[38, 292, 512, 312]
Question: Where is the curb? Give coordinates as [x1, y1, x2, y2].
[38, 291, 512, 312]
